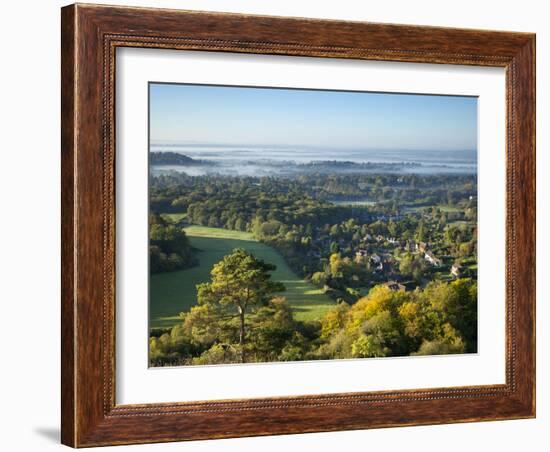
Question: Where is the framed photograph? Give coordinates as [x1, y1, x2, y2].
[61, 3, 535, 447]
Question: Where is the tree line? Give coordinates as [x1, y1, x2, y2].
[149, 213, 196, 273]
[150, 249, 477, 366]
[149, 172, 478, 307]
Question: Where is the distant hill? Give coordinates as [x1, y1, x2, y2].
[150, 152, 212, 166]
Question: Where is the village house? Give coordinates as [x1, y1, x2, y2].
[451, 263, 462, 278]
[424, 251, 442, 267]
[355, 249, 368, 263]
[416, 241, 428, 253]
[383, 280, 406, 291]
[370, 253, 383, 272]
[355, 249, 368, 258]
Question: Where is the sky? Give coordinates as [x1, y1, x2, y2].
[149, 83, 477, 151]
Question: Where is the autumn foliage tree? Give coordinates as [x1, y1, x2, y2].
[317, 279, 477, 359]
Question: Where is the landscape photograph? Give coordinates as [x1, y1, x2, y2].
[148, 83, 478, 367]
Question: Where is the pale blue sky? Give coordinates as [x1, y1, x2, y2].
[149, 83, 477, 151]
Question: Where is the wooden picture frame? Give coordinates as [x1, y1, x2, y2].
[61, 3, 535, 447]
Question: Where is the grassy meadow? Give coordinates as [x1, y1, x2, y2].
[150, 226, 335, 329]
[403, 204, 463, 214]
[329, 199, 377, 206]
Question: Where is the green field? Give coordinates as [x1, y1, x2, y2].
[437, 205, 463, 213]
[150, 226, 335, 329]
[403, 204, 463, 214]
[329, 199, 377, 206]
[161, 213, 187, 223]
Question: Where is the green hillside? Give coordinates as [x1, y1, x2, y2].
[150, 226, 334, 329]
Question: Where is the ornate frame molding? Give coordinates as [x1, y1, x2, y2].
[62, 4, 535, 447]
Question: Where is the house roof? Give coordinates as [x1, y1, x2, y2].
[384, 280, 406, 291]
